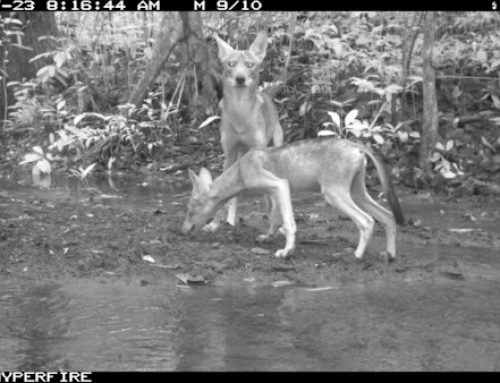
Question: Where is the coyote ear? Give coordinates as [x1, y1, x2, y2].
[188, 169, 201, 193]
[188, 169, 198, 185]
[198, 167, 213, 187]
[214, 34, 234, 61]
[249, 32, 268, 62]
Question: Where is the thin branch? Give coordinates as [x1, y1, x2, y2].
[436, 75, 499, 81]
[369, 100, 389, 130]
[283, 12, 297, 86]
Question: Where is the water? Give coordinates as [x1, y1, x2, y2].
[8, 170, 191, 213]
[1, 276, 499, 371]
[2, 172, 500, 371]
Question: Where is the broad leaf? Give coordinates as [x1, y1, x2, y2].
[198, 115, 220, 129]
[476, 49, 487, 62]
[327, 111, 341, 128]
[397, 131, 408, 142]
[32, 146, 44, 155]
[36, 159, 52, 174]
[372, 133, 384, 145]
[430, 152, 441, 162]
[492, 94, 500, 110]
[54, 51, 67, 68]
[317, 130, 336, 137]
[81, 163, 96, 178]
[19, 153, 43, 165]
[344, 109, 359, 126]
[445, 140, 454, 151]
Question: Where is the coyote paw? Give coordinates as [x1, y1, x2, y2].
[274, 248, 293, 258]
[202, 221, 220, 233]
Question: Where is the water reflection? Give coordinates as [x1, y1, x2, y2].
[0, 283, 71, 370]
[1, 277, 500, 371]
[175, 285, 301, 371]
[10, 169, 191, 212]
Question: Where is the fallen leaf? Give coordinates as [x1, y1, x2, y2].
[438, 266, 465, 281]
[150, 263, 180, 270]
[199, 115, 220, 129]
[250, 247, 271, 255]
[317, 129, 336, 137]
[448, 228, 480, 233]
[271, 280, 294, 288]
[462, 213, 476, 222]
[175, 273, 206, 285]
[142, 255, 156, 263]
[305, 286, 333, 292]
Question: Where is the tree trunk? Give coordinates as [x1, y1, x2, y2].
[419, 12, 439, 174]
[400, 12, 423, 122]
[128, 13, 184, 107]
[179, 12, 218, 120]
[3, 12, 59, 79]
[0, 12, 59, 123]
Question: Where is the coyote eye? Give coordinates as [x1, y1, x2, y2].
[228, 61, 237, 68]
[245, 61, 255, 68]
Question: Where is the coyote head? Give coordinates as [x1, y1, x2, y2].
[214, 32, 268, 89]
[182, 167, 217, 235]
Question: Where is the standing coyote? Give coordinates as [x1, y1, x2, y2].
[183, 137, 405, 260]
[205, 31, 283, 231]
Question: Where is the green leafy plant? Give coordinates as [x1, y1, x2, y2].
[320, 108, 420, 148]
[431, 140, 464, 179]
[69, 163, 96, 189]
[19, 146, 53, 175]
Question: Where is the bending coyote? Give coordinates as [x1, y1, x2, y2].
[183, 137, 404, 260]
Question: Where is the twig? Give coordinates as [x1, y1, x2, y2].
[283, 12, 297, 86]
[436, 75, 499, 81]
[206, 18, 239, 36]
[299, 239, 331, 246]
[1, 28, 8, 124]
[401, 12, 424, 121]
[369, 100, 389, 130]
[1, 61, 7, 123]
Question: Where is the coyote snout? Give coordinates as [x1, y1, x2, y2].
[181, 220, 195, 235]
[235, 76, 246, 86]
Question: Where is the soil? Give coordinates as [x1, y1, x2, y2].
[1, 177, 500, 288]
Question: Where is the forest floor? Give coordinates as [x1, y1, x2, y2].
[1, 174, 500, 288]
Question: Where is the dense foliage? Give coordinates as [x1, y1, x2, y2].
[1, 12, 500, 195]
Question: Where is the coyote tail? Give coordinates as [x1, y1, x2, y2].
[360, 147, 405, 225]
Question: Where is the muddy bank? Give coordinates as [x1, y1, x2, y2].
[1, 177, 500, 288]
